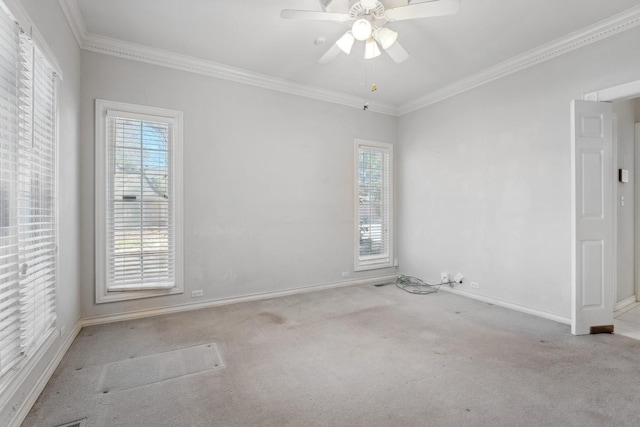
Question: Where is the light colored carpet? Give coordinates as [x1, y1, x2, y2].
[22, 283, 640, 426]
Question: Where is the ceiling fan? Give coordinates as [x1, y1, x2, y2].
[281, 0, 460, 64]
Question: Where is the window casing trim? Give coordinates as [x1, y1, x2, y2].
[95, 99, 184, 304]
[354, 138, 394, 272]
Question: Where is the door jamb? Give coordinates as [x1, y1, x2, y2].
[585, 80, 640, 103]
[613, 113, 619, 308]
[636, 123, 640, 303]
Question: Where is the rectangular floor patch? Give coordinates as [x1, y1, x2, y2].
[98, 343, 223, 392]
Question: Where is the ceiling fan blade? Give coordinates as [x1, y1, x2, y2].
[385, 0, 460, 21]
[281, 10, 351, 22]
[319, 43, 343, 64]
[384, 40, 409, 63]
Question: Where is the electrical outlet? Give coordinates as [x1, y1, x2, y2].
[454, 273, 464, 284]
[470, 281, 480, 289]
[191, 290, 204, 298]
[341, 272, 350, 278]
[441, 272, 450, 283]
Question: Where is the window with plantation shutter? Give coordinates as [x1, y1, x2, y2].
[0, 2, 59, 382]
[18, 35, 57, 353]
[0, 9, 22, 378]
[355, 139, 393, 271]
[95, 100, 183, 303]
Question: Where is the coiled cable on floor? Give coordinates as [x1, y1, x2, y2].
[395, 275, 451, 294]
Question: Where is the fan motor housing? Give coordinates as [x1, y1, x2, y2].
[322, 0, 411, 14]
[349, 1, 385, 20]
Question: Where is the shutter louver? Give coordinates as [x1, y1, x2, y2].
[106, 114, 174, 291]
[0, 12, 21, 377]
[18, 38, 56, 352]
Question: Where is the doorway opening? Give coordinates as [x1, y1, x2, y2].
[612, 110, 640, 339]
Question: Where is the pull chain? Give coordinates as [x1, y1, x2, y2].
[363, 59, 377, 110]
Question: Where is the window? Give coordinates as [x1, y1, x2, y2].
[0, 5, 58, 379]
[95, 100, 183, 303]
[355, 139, 393, 271]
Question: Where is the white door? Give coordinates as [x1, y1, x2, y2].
[571, 100, 615, 335]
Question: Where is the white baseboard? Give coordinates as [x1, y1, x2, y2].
[82, 275, 399, 327]
[438, 286, 571, 325]
[615, 295, 637, 312]
[7, 321, 82, 427]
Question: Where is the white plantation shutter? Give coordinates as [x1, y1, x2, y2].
[0, 12, 22, 377]
[105, 111, 175, 291]
[355, 140, 392, 270]
[0, 2, 58, 381]
[18, 39, 56, 351]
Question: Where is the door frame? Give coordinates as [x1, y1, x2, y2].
[636, 123, 640, 303]
[613, 113, 619, 308]
[575, 80, 640, 333]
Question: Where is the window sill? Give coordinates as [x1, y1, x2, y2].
[354, 260, 394, 272]
[96, 286, 183, 304]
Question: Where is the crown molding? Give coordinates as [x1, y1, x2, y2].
[57, 0, 87, 48]
[57, 0, 397, 115]
[81, 32, 399, 116]
[57, 0, 640, 117]
[398, 4, 640, 116]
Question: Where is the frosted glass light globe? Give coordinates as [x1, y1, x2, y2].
[336, 32, 355, 54]
[375, 27, 398, 49]
[352, 19, 372, 41]
[364, 39, 381, 59]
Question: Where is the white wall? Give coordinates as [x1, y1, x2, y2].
[613, 99, 636, 304]
[397, 26, 640, 320]
[80, 51, 397, 319]
[0, 0, 81, 425]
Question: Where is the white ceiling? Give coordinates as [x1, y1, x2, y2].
[71, 0, 640, 109]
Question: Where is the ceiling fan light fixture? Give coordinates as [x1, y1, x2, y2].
[364, 38, 381, 59]
[375, 27, 398, 50]
[336, 31, 355, 54]
[352, 18, 372, 41]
